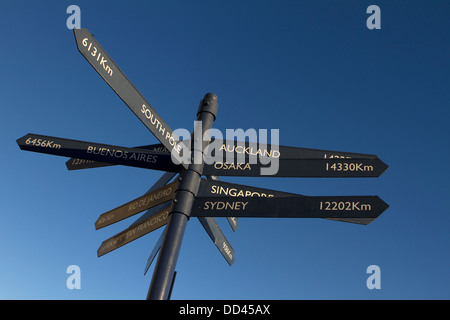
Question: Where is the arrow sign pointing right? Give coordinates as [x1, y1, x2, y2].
[197, 178, 379, 225]
[202, 157, 388, 178]
[191, 195, 389, 220]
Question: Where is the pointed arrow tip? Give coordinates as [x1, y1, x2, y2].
[65, 159, 72, 171]
[380, 198, 390, 213]
[378, 158, 389, 176]
[16, 134, 28, 146]
[374, 196, 389, 217]
[97, 244, 107, 258]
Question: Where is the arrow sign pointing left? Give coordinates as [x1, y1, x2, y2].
[95, 180, 178, 230]
[16, 133, 181, 173]
[73, 28, 188, 166]
[97, 202, 171, 257]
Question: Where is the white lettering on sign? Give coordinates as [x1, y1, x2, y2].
[125, 210, 169, 238]
[203, 201, 248, 211]
[25, 138, 61, 149]
[141, 104, 183, 156]
[81, 38, 113, 76]
[98, 208, 170, 256]
[222, 241, 233, 261]
[213, 162, 251, 171]
[319, 201, 372, 211]
[127, 186, 173, 212]
[86, 146, 158, 163]
[210, 185, 274, 198]
[325, 162, 374, 172]
[219, 144, 280, 158]
[323, 154, 351, 159]
[71, 158, 96, 166]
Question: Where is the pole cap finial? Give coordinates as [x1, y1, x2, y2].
[197, 93, 218, 120]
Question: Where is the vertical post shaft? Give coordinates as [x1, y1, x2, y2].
[146, 93, 218, 300]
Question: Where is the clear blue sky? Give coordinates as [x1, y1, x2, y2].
[1, 0, 449, 300]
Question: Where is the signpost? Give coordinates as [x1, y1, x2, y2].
[15, 27, 390, 300]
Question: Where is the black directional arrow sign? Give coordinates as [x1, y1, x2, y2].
[202, 139, 387, 177]
[191, 195, 389, 220]
[16, 134, 180, 173]
[73, 28, 188, 165]
[197, 178, 377, 225]
[202, 157, 388, 178]
[66, 140, 379, 171]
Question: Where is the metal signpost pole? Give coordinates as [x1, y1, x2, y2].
[146, 93, 218, 300]
[15, 28, 390, 300]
